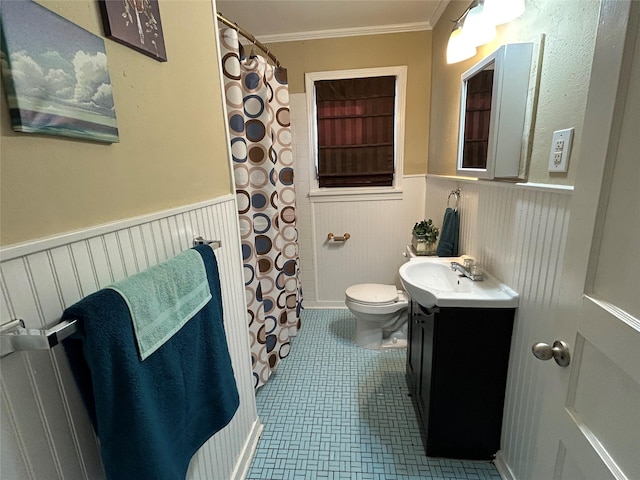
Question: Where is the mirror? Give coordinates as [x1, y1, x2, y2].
[457, 40, 542, 179]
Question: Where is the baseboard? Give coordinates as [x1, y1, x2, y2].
[231, 419, 265, 480]
[302, 303, 349, 309]
[494, 450, 516, 480]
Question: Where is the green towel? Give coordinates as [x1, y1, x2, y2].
[107, 249, 212, 360]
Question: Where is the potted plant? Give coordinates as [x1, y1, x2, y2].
[412, 219, 439, 255]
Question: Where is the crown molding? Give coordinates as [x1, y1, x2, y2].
[257, 21, 432, 44]
[429, 0, 450, 28]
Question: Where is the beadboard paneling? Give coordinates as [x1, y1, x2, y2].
[311, 179, 426, 305]
[0, 195, 261, 480]
[425, 175, 572, 480]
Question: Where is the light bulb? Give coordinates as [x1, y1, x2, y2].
[462, 2, 497, 47]
[446, 25, 477, 64]
[484, 0, 525, 25]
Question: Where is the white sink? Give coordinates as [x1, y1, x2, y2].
[398, 257, 519, 308]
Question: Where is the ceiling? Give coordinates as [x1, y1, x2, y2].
[215, 0, 451, 43]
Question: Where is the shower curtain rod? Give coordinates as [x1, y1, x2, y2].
[216, 12, 282, 68]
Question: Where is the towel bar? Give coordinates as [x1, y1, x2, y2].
[327, 232, 351, 242]
[0, 237, 222, 359]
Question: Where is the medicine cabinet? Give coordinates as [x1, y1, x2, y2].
[457, 41, 541, 179]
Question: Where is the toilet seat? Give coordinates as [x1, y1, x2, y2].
[345, 283, 399, 306]
[345, 284, 408, 315]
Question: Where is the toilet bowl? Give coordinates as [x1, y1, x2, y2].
[345, 283, 409, 350]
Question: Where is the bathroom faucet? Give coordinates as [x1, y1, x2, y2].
[451, 260, 484, 281]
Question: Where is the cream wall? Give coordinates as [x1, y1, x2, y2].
[429, 0, 600, 185]
[0, 0, 232, 246]
[271, 31, 432, 175]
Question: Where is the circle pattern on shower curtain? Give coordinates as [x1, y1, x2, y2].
[231, 137, 247, 162]
[250, 167, 269, 188]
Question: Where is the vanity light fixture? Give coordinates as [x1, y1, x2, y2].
[446, 0, 525, 65]
[463, 1, 496, 47]
[446, 20, 477, 64]
[484, 0, 526, 25]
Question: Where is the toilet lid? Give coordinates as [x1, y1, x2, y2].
[345, 284, 399, 306]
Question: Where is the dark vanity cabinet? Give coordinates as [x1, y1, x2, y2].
[406, 299, 515, 460]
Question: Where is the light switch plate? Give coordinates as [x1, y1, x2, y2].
[548, 128, 574, 172]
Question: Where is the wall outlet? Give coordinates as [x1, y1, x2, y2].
[548, 128, 574, 172]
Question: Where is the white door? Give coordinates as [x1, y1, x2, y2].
[533, 1, 640, 479]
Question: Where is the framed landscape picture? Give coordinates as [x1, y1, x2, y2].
[0, 0, 119, 143]
[99, 0, 167, 62]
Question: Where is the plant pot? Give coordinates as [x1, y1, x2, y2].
[412, 234, 437, 256]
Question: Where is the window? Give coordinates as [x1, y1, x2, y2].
[305, 67, 407, 199]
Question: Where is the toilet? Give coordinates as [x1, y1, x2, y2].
[345, 284, 409, 349]
[344, 247, 414, 350]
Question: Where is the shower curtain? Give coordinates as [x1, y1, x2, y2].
[219, 28, 302, 389]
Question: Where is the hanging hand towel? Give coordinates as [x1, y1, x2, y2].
[106, 248, 211, 360]
[62, 245, 239, 480]
[436, 207, 460, 257]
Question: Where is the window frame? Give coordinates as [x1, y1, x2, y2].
[305, 66, 407, 202]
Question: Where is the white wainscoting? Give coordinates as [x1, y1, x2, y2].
[0, 195, 261, 480]
[425, 175, 573, 480]
[309, 175, 426, 306]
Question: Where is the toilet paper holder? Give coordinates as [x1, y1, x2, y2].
[327, 232, 351, 242]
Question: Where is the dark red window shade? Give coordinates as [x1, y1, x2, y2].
[315, 76, 396, 188]
[462, 70, 494, 169]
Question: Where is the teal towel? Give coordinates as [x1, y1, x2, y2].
[437, 207, 459, 257]
[107, 248, 211, 360]
[62, 245, 239, 480]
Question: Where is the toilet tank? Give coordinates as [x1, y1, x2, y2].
[396, 245, 416, 290]
[405, 244, 417, 259]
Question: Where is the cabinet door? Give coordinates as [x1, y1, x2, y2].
[418, 305, 435, 423]
[426, 307, 515, 459]
[406, 300, 422, 395]
[456, 42, 536, 179]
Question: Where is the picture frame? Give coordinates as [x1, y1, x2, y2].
[0, 0, 119, 143]
[99, 0, 167, 62]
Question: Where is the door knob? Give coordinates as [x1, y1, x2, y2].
[532, 340, 571, 367]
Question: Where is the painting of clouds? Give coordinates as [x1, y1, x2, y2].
[0, 0, 119, 143]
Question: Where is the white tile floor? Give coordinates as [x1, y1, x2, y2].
[246, 309, 502, 479]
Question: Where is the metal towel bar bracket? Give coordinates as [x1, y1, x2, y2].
[193, 236, 222, 249]
[0, 236, 222, 359]
[1, 318, 78, 359]
[447, 189, 461, 212]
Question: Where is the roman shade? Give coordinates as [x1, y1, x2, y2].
[315, 76, 396, 188]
